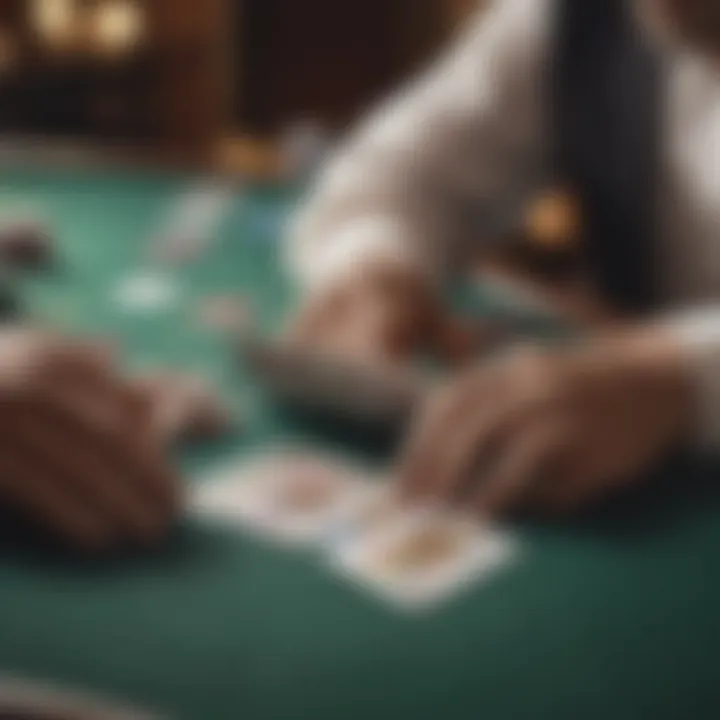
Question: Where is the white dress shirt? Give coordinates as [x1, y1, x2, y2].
[286, 0, 720, 449]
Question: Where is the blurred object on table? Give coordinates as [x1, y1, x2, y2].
[476, 187, 617, 330]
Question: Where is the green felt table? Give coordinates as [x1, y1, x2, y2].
[0, 163, 719, 720]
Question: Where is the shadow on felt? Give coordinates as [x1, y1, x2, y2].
[523, 452, 720, 541]
[0, 447, 719, 571]
[283, 401, 720, 541]
[0, 511, 247, 576]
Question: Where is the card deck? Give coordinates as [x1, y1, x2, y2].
[332, 507, 516, 612]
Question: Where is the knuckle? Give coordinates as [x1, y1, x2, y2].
[510, 355, 564, 408]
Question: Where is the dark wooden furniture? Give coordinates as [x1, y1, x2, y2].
[237, 0, 451, 133]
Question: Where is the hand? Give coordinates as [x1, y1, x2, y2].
[398, 328, 694, 516]
[288, 264, 442, 364]
[0, 328, 180, 550]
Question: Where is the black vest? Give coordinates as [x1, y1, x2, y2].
[553, 0, 662, 314]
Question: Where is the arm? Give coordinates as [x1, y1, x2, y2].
[662, 309, 720, 450]
[286, 0, 555, 293]
[396, 308, 720, 515]
[0, 328, 179, 550]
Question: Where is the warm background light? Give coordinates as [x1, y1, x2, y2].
[0, 29, 18, 76]
[32, 0, 76, 51]
[92, 0, 145, 57]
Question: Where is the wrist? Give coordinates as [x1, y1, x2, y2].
[595, 326, 698, 446]
[288, 216, 437, 294]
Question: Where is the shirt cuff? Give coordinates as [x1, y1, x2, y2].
[284, 214, 437, 294]
[660, 308, 720, 451]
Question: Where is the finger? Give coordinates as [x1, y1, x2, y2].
[531, 455, 609, 516]
[361, 297, 422, 360]
[286, 288, 346, 344]
[536, 478, 596, 516]
[433, 316, 480, 368]
[425, 397, 528, 503]
[473, 423, 568, 518]
[121, 382, 156, 436]
[33, 344, 127, 426]
[101, 378, 157, 441]
[11, 399, 172, 542]
[28, 391, 179, 516]
[5, 384, 179, 521]
[331, 320, 402, 364]
[40, 367, 156, 447]
[35, 338, 116, 381]
[0, 444, 112, 550]
[398, 368, 501, 498]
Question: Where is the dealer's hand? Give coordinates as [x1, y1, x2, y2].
[288, 264, 443, 364]
[398, 328, 694, 516]
[0, 328, 180, 550]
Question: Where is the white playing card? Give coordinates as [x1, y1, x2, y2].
[191, 461, 269, 527]
[324, 481, 413, 548]
[192, 449, 368, 544]
[332, 507, 517, 612]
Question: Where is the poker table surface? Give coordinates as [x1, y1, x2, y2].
[0, 161, 719, 720]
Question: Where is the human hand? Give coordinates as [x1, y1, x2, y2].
[288, 264, 442, 365]
[398, 328, 694, 516]
[0, 329, 181, 550]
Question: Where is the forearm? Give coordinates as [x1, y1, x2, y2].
[658, 308, 720, 451]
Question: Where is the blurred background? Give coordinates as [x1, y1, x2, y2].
[0, 0, 479, 175]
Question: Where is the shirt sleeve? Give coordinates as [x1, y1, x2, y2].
[285, 0, 555, 292]
[662, 308, 720, 451]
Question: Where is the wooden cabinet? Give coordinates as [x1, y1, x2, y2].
[237, 0, 451, 133]
[0, 0, 234, 164]
[148, 0, 234, 163]
[0, 1, 472, 163]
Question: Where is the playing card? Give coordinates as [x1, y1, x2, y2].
[192, 449, 367, 544]
[332, 508, 516, 612]
[325, 482, 412, 548]
[191, 458, 273, 527]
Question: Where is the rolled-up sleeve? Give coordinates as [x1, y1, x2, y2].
[662, 309, 720, 450]
[285, 0, 554, 292]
